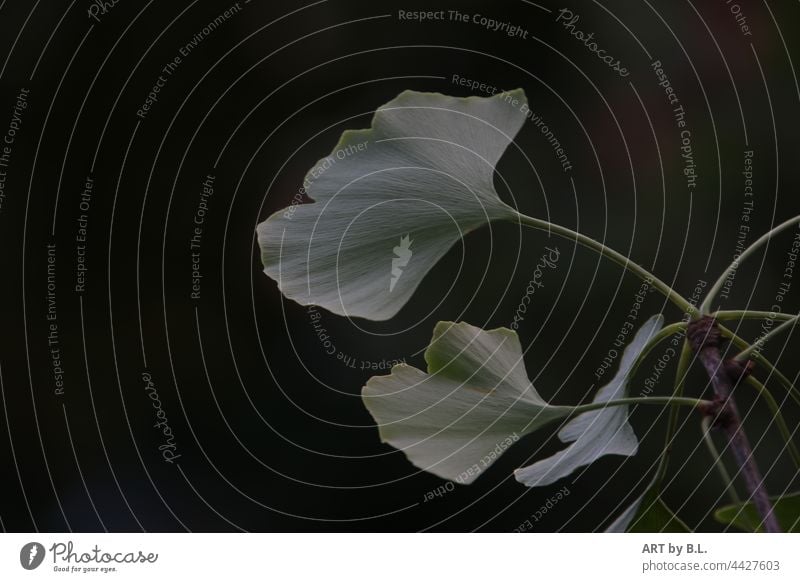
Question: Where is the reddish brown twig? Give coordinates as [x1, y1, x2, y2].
[687, 316, 780, 533]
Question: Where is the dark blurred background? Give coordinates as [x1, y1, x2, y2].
[0, 0, 798, 532]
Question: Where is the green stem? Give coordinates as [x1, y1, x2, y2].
[713, 310, 796, 323]
[701, 416, 741, 504]
[572, 396, 709, 415]
[718, 324, 800, 407]
[654, 340, 694, 489]
[735, 315, 798, 362]
[744, 375, 800, 469]
[700, 215, 800, 314]
[518, 215, 693, 313]
[626, 322, 687, 383]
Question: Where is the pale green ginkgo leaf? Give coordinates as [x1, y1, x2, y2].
[257, 89, 528, 320]
[362, 321, 573, 483]
[514, 315, 664, 488]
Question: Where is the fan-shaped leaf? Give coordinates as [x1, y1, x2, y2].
[257, 89, 528, 320]
[362, 321, 573, 483]
[514, 315, 663, 487]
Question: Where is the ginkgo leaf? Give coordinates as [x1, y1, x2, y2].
[606, 485, 690, 533]
[362, 321, 573, 483]
[257, 89, 528, 320]
[514, 315, 664, 488]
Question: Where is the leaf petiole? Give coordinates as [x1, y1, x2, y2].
[517, 214, 693, 313]
[700, 215, 800, 314]
[625, 322, 687, 383]
[713, 310, 796, 323]
[734, 314, 798, 362]
[718, 323, 800, 407]
[653, 340, 694, 489]
[743, 376, 800, 469]
[571, 395, 709, 415]
[701, 416, 741, 505]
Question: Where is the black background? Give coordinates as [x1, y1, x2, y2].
[0, 0, 798, 532]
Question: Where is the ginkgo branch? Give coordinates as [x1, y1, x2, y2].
[688, 316, 781, 532]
